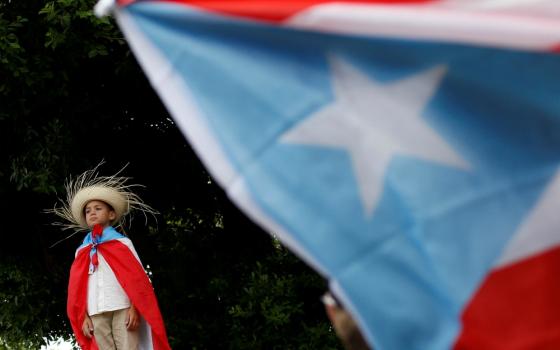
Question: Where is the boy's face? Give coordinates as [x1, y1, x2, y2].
[84, 200, 116, 228]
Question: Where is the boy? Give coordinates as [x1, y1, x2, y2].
[51, 165, 170, 350]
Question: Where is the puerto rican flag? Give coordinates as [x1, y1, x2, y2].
[97, 1, 560, 349]
[67, 226, 170, 350]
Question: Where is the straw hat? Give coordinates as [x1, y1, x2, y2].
[49, 162, 157, 232]
[70, 185, 128, 228]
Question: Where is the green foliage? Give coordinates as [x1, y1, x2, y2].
[0, 0, 342, 348]
[147, 210, 340, 349]
[0, 14, 28, 95]
[38, 0, 121, 53]
[0, 0, 127, 195]
[0, 260, 69, 349]
[226, 253, 339, 350]
[9, 118, 70, 194]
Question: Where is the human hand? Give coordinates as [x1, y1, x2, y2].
[322, 292, 371, 350]
[82, 315, 94, 338]
[126, 305, 140, 331]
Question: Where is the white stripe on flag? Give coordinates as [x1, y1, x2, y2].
[115, 8, 238, 189]
[495, 170, 560, 268]
[285, 3, 560, 51]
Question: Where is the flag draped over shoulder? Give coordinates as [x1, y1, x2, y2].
[68, 231, 170, 350]
[102, 0, 560, 349]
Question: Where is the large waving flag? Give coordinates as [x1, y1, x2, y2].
[98, 0, 560, 348]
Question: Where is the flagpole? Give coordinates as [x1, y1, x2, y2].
[94, 0, 116, 17]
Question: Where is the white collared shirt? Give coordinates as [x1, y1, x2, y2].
[83, 237, 142, 316]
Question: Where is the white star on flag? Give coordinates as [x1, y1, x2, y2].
[281, 55, 470, 216]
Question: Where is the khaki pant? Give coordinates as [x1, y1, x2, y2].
[90, 308, 139, 350]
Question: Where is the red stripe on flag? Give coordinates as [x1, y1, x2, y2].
[454, 246, 560, 350]
[121, 0, 434, 22]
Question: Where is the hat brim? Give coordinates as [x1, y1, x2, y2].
[71, 186, 128, 228]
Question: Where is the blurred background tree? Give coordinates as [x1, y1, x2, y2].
[0, 0, 341, 348]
